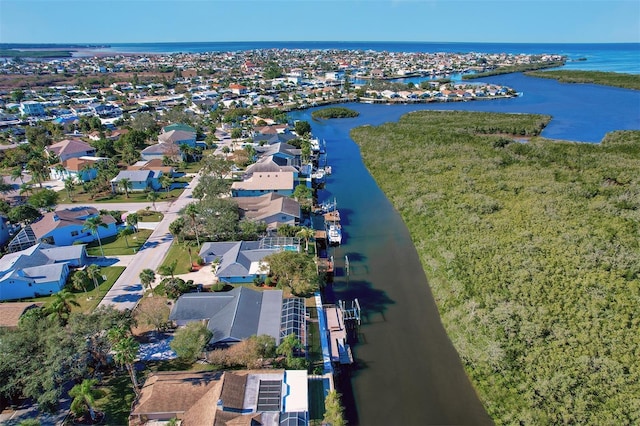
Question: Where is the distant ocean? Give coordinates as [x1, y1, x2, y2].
[84, 41, 640, 74]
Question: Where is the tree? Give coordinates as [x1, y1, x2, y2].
[119, 177, 132, 198]
[184, 203, 201, 246]
[28, 188, 59, 210]
[294, 120, 312, 137]
[158, 260, 177, 279]
[323, 390, 346, 426]
[64, 177, 76, 201]
[276, 333, 305, 369]
[108, 326, 140, 394]
[136, 297, 169, 330]
[86, 264, 102, 290]
[198, 197, 239, 241]
[7, 204, 40, 224]
[69, 379, 100, 422]
[119, 227, 134, 248]
[170, 322, 212, 362]
[169, 217, 185, 243]
[10, 167, 23, 183]
[126, 212, 139, 233]
[159, 174, 172, 193]
[147, 191, 159, 211]
[46, 289, 80, 325]
[296, 227, 315, 252]
[292, 184, 312, 202]
[71, 270, 90, 294]
[265, 251, 321, 296]
[83, 215, 108, 257]
[139, 268, 156, 290]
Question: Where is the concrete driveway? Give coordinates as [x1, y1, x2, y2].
[96, 172, 201, 311]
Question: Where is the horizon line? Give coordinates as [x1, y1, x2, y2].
[2, 40, 639, 46]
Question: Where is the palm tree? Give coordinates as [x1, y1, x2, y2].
[139, 268, 156, 291]
[64, 177, 75, 201]
[159, 174, 172, 194]
[184, 203, 201, 246]
[296, 226, 315, 253]
[119, 177, 132, 198]
[69, 379, 100, 422]
[119, 227, 134, 248]
[83, 215, 109, 257]
[108, 327, 140, 394]
[126, 212, 139, 233]
[158, 260, 177, 279]
[71, 270, 89, 294]
[86, 264, 102, 290]
[19, 182, 32, 200]
[46, 289, 80, 325]
[147, 191, 159, 211]
[11, 166, 24, 183]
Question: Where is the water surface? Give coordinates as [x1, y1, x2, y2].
[289, 76, 639, 425]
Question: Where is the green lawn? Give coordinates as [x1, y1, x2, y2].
[159, 241, 202, 275]
[137, 210, 164, 222]
[58, 184, 189, 204]
[86, 229, 153, 256]
[94, 371, 136, 426]
[20, 266, 125, 313]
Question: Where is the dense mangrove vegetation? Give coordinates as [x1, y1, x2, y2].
[311, 106, 360, 119]
[463, 61, 565, 79]
[525, 70, 640, 90]
[352, 111, 640, 425]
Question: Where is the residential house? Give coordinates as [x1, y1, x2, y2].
[45, 139, 96, 162]
[49, 156, 105, 182]
[256, 142, 302, 167]
[7, 207, 117, 252]
[19, 101, 46, 117]
[198, 241, 278, 284]
[244, 156, 299, 180]
[111, 170, 163, 193]
[129, 369, 309, 425]
[0, 243, 88, 301]
[140, 142, 182, 162]
[231, 171, 295, 197]
[162, 123, 196, 134]
[158, 129, 197, 148]
[229, 83, 248, 95]
[235, 193, 300, 231]
[127, 159, 175, 177]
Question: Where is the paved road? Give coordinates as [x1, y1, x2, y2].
[70, 174, 201, 311]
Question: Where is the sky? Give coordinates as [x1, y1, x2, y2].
[0, 0, 639, 44]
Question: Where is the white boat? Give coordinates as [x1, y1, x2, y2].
[328, 223, 342, 245]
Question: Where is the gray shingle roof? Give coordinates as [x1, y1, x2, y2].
[169, 287, 284, 345]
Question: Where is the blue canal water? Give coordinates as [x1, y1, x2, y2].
[289, 74, 639, 424]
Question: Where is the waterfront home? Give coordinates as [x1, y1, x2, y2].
[0, 243, 88, 301]
[111, 169, 163, 193]
[231, 171, 295, 197]
[128, 369, 308, 425]
[45, 139, 96, 162]
[198, 240, 277, 283]
[7, 207, 117, 252]
[255, 142, 302, 167]
[244, 156, 299, 179]
[169, 287, 286, 344]
[49, 156, 105, 182]
[235, 192, 301, 231]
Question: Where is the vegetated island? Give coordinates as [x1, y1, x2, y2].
[311, 106, 360, 119]
[352, 110, 640, 424]
[462, 60, 566, 79]
[525, 70, 640, 90]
